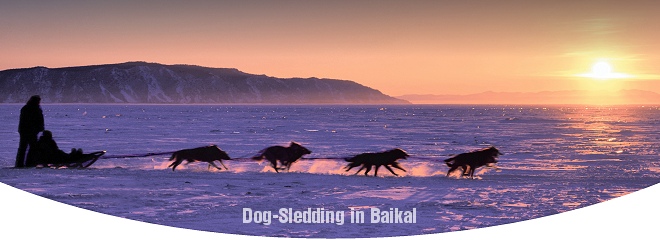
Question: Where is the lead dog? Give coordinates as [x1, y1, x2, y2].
[252, 142, 312, 173]
[168, 145, 231, 171]
[444, 146, 501, 179]
[344, 148, 408, 176]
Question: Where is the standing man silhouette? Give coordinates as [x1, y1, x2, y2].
[16, 95, 45, 168]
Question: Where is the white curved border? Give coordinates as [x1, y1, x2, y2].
[1, 182, 659, 240]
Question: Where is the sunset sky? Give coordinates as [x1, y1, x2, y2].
[2, 1, 659, 97]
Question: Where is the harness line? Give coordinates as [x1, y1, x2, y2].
[99, 148, 450, 162]
[100, 151, 177, 159]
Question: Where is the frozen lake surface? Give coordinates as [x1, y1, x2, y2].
[1, 104, 659, 237]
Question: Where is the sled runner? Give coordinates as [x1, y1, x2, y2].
[48, 151, 106, 169]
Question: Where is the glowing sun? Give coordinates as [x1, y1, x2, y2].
[578, 60, 631, 80]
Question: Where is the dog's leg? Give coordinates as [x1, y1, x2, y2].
[167, 156, 180, 170]
[384, 165, 399, 176]
[265, 157, 279, 173]
[373, 165, 381, 177]
[170, 159, 182, 171]
[277, 160, 288, 171]
[355, 166, 365, 175]
[286, 161, 293, 171]
[209, 161, 224, 171]
[219, 160, 229, 170]
[461, 166, 471, 177]
[269, 159, 280, 173]
[168, 161, 176, 169]
[167, 154, 178, 169]
[363, 165, 372, 176]
[447, 165, 460, 176]
[391, 162, 406, 172]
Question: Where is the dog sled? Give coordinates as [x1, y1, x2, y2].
[31, 130, 107, 169]
[44, 150, 107, 169]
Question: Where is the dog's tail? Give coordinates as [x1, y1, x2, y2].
[251, 149, 265, 160]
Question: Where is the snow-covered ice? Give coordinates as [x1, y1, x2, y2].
[0, 105, 658, 238]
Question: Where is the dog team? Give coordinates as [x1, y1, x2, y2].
[14, 95, 500, 178]
[168, 142, 502, 179]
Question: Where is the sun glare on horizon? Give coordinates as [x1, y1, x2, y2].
[577, 60, 632, 80]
